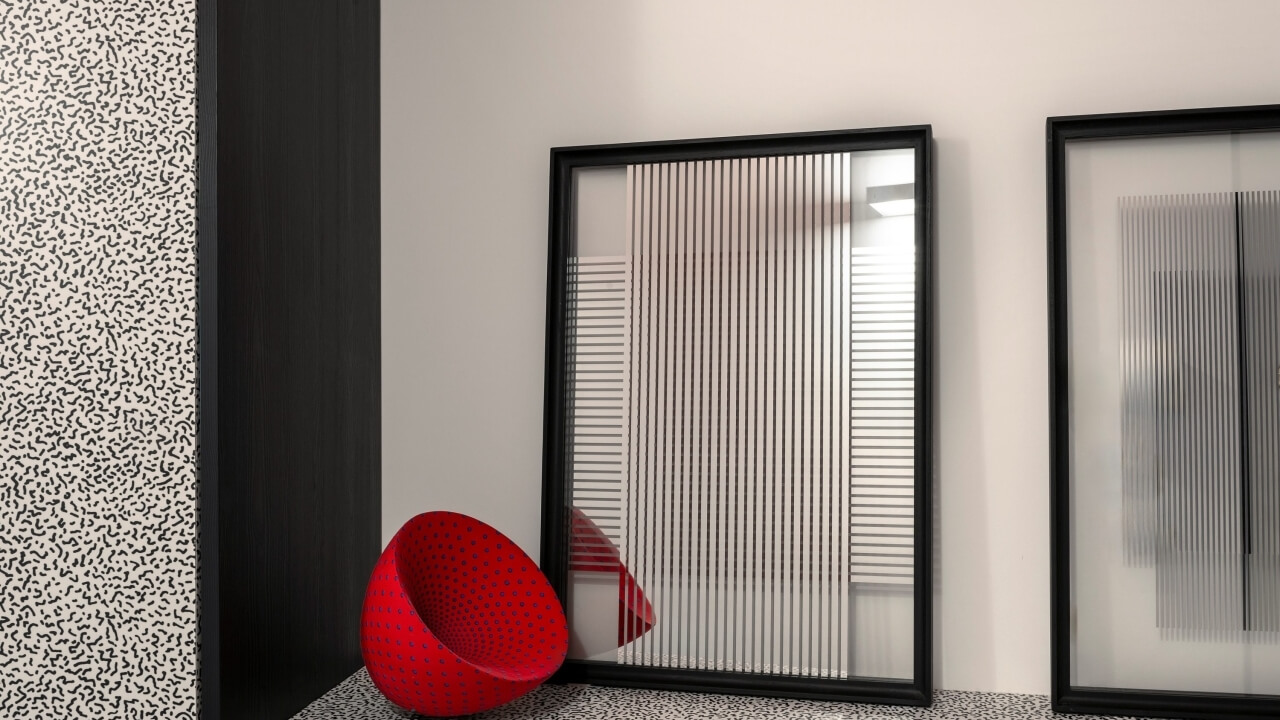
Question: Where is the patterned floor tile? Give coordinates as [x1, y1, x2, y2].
[292, 669, 1139, 720]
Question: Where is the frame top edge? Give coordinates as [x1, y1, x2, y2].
[1047, 103, 1280, 143]
[551, 125, 932, 159]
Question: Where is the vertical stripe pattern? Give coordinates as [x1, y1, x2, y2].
[622, 154, 853, 677]
[1121, 193, 1243, 632]
[1120, 191, 1280, 633]
[1240, 190, 1280, 633]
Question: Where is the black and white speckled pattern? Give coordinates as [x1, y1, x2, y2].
[293, 670, 1140, 720]
[0, 1, 199, 717]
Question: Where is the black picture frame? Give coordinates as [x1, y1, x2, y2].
[1047, 104, 1280, 720]
[540, 127, 934, 707]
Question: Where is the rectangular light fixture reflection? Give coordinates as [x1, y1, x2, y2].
[868, 182, 915, 217]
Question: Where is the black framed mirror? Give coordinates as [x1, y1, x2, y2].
[1048, 104, 1280, 720]
[540, 127, 933, 706]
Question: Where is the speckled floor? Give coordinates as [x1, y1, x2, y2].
[291, 669, 1138, 719]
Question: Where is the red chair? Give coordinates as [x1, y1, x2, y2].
[361, 511, 568, 716]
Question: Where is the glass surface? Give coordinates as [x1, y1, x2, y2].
[1066, 131, 1280, 694]
[562, 150, 918, 680]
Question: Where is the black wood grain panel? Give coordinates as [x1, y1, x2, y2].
[208, 0, 380, 717]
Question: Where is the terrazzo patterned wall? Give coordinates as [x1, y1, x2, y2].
[0, 1, 200, 717]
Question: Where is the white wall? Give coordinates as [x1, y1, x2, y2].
[381, 0, 1280, 694]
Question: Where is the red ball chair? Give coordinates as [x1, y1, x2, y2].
[361, 511, 568, 716]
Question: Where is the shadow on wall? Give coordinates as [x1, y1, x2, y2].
[931, 135, 998, 689]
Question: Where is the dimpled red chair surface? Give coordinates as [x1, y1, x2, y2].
[361, 511, 568, 716]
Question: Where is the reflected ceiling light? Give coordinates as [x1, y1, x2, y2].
[867, 182, 915, 217]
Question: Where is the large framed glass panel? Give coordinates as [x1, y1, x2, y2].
[1049, 105, 1280, 719]
[541, 128, 932, 706]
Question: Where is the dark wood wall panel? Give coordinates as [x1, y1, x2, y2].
[205, 0, 380, 717]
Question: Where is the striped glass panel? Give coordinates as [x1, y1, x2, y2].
[1066, 129, 1280, 696]
[563, 150, 917, 680]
